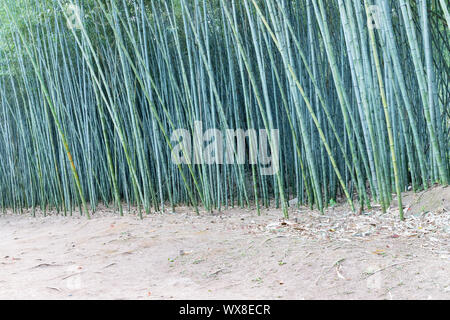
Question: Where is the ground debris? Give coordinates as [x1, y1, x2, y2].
[259, 191, 449, 247]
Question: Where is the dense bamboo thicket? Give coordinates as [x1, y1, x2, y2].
[0, 0, 448, 219]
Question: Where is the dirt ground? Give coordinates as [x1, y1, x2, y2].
[0, 187, 449, 300]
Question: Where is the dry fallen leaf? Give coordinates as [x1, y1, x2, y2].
[373, 249, 386, 256]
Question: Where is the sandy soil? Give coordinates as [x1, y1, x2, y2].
[0, 187, 449, 300]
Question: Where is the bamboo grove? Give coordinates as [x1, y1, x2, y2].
[0, 0, 448, 220]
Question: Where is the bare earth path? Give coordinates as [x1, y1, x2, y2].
[0, 188, 449, 300]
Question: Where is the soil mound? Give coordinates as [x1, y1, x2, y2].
[403, 186, 450, 217]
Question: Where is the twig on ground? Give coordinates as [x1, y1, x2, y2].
[316, 258, 346, 285]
